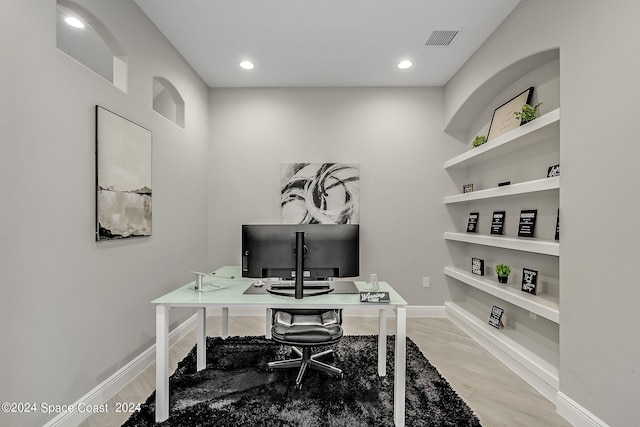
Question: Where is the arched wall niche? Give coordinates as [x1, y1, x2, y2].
[56, 0, 128, 91]
[444, 48, 560, 141]
[153, 77, 185, 128]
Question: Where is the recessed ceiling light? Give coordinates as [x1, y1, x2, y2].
[397, 60, 413, 69]
[240, 60, 255, 70]
[64, 16, 85, 29]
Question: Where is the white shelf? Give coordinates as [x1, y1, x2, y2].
[444, 232, 559, 256]
[444, 176, 559, 204]
[445, 301, 559, 402]
[444, 108, 560, 170]
[444, 266, 559, 323]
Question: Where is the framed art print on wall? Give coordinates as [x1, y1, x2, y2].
[95, 106, 152, 241]
[487, 87, 534, 141]
[281, 163, 360, 224]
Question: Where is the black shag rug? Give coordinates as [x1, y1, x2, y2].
[124, 335, 481, 426]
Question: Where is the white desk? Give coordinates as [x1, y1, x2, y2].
[153, 266, 408, 426]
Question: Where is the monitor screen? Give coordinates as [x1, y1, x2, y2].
[241, 224, 359, 280]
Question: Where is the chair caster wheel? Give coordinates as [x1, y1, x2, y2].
[295, 383, 303, 391]
[337, 372, 344, 379]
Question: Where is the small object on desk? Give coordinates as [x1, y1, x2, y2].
[253, 279, 264, 287]
[360, 291, 390, 303]
[368, 273, 379, 290]
[498, 181, 511, 186]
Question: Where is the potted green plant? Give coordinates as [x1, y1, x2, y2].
[495, 264, 511, 284]
[514, 102, 543, 124]
[472, 135, 487, 148]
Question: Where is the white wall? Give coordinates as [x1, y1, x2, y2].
[445, 1, 640, 425]
[208, 87, 461, 306]
[0, 1, 210, 426]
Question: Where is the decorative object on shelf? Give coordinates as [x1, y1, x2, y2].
[487, 87, 534, 141]
[514, 102, 543, 124]
[521, 268, 539, 295]
[95, 106, 152, 241]
[495, 264, 511, 284]
[498, 181, 511, 186]
[462, 183, 474, 193]
[466, 212, 479, 233]
[488, 305, 506, 329]
[555, 209, 560, 241]
[281, 163, 360, 224]
[490, 211, 506, 235]
[471, 258, 484, 276]
[472, 135, 487, 148]
[517, 209, 538, 238]
[547, 164, 560, 177]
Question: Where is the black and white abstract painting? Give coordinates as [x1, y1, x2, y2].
[96, 106, 152, 240]
[281, 163, 359, 224]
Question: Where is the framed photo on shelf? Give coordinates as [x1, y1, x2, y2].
[547, 164, 560, 177]
[466, 212, 479, 233]
[471, 258, 485, 276]
[555, 209, 560, 240]
[462, 183, 474, 193]
[518, 209, 537, 238]
[487, 87, 534, 141]
[521, 268, 539, 295]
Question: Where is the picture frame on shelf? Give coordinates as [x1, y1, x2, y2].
[471, 258, 484, 276]
[555, 209, 560, 240]
[521, 268, 539, 295]
[462, 183, 474, 193]
[487, 87, 534, 141]
[490, 211, 506, 235]
[517, 209, 537, 238]
[488, 305, 506, 329]
[466, 212, 479, 233]
[547, 164, 560, 177]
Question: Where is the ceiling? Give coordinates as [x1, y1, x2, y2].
[134, 0, 520, 88]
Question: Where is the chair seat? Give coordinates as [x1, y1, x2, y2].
[269, 309, 344, 388]
[271, 310, 343, 346]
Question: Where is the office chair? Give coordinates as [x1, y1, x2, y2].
[268, 309, 344, 389]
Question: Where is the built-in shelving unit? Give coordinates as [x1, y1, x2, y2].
[442, 52, 560, 403]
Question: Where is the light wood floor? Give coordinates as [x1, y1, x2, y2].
[81, 316, 572, 427]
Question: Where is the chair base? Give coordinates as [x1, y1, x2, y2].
[268, 346, 343, 388]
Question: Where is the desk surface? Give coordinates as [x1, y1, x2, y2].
[152, 266, 407, 309]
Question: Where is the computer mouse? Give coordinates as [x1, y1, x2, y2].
[253, 280, 264, 287]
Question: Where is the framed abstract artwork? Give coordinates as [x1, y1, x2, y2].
[281, 163, 360, 224]
[95, 106, 152, 241]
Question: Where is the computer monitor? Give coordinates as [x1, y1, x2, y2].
[241, 224, 359, 282]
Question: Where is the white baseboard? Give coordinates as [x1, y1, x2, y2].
[43, 313, 198, 427]
[556, 392, 611, 427]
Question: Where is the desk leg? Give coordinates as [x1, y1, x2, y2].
[394, 306, 406, 427]
[155, 304, 170, 423]
[196, 307, 207, 372]
[265, 308, 272, 339]
[378, 309, 387, 377]
[221, 307, 229, 339]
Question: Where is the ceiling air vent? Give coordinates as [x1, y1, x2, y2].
[424, 30, 459, 47]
